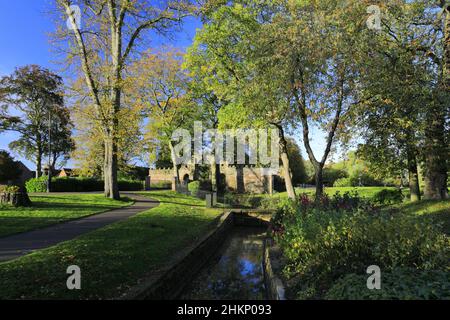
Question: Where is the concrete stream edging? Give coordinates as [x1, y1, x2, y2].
[121, 210, 273, 300]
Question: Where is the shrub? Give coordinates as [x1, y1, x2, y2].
[188, 181, 201, 197]
[372, 188, 404, 205]
[0, 185, 20, 193]
[25, 176, 48, 192]
[26, 177, 144, 192]
[117, 179, 144, 191]
[321, 168, 348, 186]
[51, 177, 103, 192]
[333, 177, 352, 187]
[325, 268, 450, 300]
[333, 172, 383, 187]
[273, 201, 450, 299]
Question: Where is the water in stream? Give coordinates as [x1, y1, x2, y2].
[180, 227, 267, 300]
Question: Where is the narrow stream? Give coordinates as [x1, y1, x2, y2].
[180, 227, 267, 300]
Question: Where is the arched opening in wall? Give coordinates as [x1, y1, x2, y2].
[183, 174, 190, 185]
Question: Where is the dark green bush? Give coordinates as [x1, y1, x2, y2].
[117, 180, 144, 191]
[372, 188, 404, 205]
[26, 177, 143, 192]
[323, 168, 348, 186]
[325, 268, 450, 300]
[51, 177, 103, 192]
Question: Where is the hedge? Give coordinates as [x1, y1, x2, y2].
[26, 176, 144, 192]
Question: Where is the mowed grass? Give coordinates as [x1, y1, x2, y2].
[269, 186, 397, 200]
[388, 199, 450, 234]
[0, 194, 132, 238]
[294, 186, 396, 198]
[0, 191, 223, 299]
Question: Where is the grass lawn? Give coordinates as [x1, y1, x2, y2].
[0, 194, 132, 238]
[388, 199, 450, 234]
[287, 186, 397, 199]
[0, 191, 223, 299]
[237, 187, 398, 204]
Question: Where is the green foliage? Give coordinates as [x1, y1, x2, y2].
[0, 65, 74, 174]
[333, 170, 383, 187]
[325, 268, 450, 300]
[117, 180, 144, 191]
[320, 168, 348, 186]
[373, 189, 404, 205]
[26, 177, 143, 193]
[0, 185, 20, 193]
[333, 177, 352, 187]
[273, 199, 450, 299]
[286, 138, 307, 185]
[25, 175, 48, 193]
[188, 181, 201, 197]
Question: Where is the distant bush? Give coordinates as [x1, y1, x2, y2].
[51, 177, 103, 192]
[117, 180, 144, 191]
[25, 176, 48, 192]
[188, 181, 201, 197]
[325, 268, 450, 300]
[26, 177, 143, 192]
[333, 177, 352, 187]
[320, 168, 348, 186]
[333, 172, 383, 187]
[372, 188, 404, 205]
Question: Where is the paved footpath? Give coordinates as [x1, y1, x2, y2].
[0, 193, 159, 262]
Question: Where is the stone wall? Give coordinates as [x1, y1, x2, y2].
[148, 165, 284, 194]
[148, 166, 194, 184]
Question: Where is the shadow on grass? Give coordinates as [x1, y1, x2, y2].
[0, 203, 221, 300]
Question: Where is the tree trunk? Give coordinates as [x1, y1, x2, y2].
[444, 4, 450, 90]
[314, 166, 324, 200]
[104, 139, 111, 198]
[423, 101, 449, 200]
[104, 136, 120, 200]
[210, 161, 217, 192]
[36, 152, 42, 178]
[215, 163, 222, 193]
[407, 149, 420, 202]
[169, 141, 180, 191]
[0, 191, 32, 207]
[278, 127, 296, 200]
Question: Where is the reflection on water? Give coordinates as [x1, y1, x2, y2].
[181, 227, 267, 300]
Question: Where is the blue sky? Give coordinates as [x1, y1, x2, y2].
[0, 1, 330, 171]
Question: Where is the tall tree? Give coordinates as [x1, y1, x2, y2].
[54, 0, 193, 199]
[0, 65, 71, 178]
[404, 0, 449, 199]
[353, 2, 431, 201]
[131, 49, 197, 190]
[186, 2, 299, 198]
[70, 75, 144, 178]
